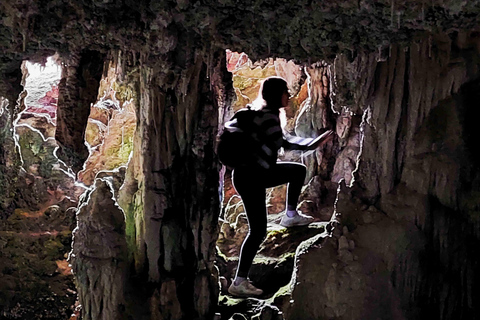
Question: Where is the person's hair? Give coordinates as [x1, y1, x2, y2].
[251, 76, 289, 110]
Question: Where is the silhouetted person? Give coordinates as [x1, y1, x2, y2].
[228, 76, 333, 297]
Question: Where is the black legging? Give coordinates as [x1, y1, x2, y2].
[232, 161, 307, 278]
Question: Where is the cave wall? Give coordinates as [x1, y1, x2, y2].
[0, 97, 18, 217]
[55, 50, 106, 173]
[284, 32, 480, 320]
[99, 49, 229, 319]
[2, 1, 480, 320]
[0, 60, 24, 218]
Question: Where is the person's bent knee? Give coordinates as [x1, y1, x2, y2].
[297, 163, 307, 174]
[291, 162, 306, 178]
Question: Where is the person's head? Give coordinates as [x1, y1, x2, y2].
[252, 76, 290, 110]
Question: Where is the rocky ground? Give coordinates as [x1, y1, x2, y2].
[0, 206, 78, 319]
[216, 174, 339, 319]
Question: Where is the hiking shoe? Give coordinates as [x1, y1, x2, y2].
[280, 212, 314, 227]
[228, 280, 263, 297]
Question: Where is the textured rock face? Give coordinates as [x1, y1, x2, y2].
[0, 59, 24, 218]
[284, 33, 480, 320]
[70, 177, 128, 320]
[0, 98, 19, 217]
[55, 51, 105, 173]
[1, 1, 480, 320]
[0, 59, 82, 319]
[79, 57, 136, 186]
[112, 50, 224, 319]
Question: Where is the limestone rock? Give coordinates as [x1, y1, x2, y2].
[2, 2, 480, 320]
[70, 178, 128, 320]
[14, 124, 80, 210]
[79, 97, 135, 186]
[0, 98, 20, 218]
[18, 113, 56, 139]
[331, 120, 361, 186]
[55, 51, 105, 173]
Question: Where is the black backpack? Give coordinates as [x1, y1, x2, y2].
[217, 106, 261, 168]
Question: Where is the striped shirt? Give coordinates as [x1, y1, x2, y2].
[251, 108, 314, 169]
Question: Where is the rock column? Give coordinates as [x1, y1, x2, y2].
[70, 177, 128, 320]
[0, 59, 24, 218]
[56, 50, 105, 173]
[116, 49, 226, 319]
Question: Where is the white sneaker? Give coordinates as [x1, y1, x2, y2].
[280, 212, 314, 227]
[228, 279, 263, 297]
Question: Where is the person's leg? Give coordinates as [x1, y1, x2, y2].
[263, 162, 306, 212]
[263, 162, 314, 226]
[229, 167, 266, 296]
[235, 188, 267, 279]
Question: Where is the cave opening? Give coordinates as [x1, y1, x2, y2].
[3, 56, 79, 319]
[1, 53, 138, 318]
[215, 50, 364, 302]
[5, 47, 370, 318]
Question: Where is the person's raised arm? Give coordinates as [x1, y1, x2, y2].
[283, 130, 334, 151]
[304, 130, 334, 150]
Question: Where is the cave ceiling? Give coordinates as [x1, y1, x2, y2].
[1, 1, 479, 68]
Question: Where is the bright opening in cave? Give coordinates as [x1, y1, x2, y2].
[215, 50, 363, 296]
[23, 56, 62, 123]
[4, 54, 138, 317]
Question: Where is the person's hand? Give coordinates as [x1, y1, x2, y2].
[306, 130, 334, 150]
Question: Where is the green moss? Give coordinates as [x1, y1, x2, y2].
[113, 82, 136, 106]
[232, 75, 254, 91]
[17, 127, 58, 179]
[218, 293, 245, 307]
[267, 282, 291, 305]
[123, 190, 144, 265]
[118, 134, 134, 164]
[42, 239, 64, 259]
[278, 251, 295, 261]
[124, 202, 137, 259]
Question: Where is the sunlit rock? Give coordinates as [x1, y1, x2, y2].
[332, 118, 361, 185]
[18, 113, 56, 139]
[79, 101, 136, 186]
[14, 124, 79, 208]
